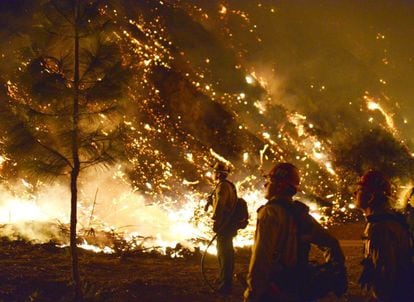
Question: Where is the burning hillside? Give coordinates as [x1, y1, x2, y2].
[0, 0, 413, 259]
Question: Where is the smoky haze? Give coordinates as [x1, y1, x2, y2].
[1, 0, 414, 232]
[161, 0, 414, 180]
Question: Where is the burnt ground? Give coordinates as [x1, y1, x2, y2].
[0, 223, 369, 302]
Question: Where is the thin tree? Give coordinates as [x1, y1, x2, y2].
[0, 0, 130, 300]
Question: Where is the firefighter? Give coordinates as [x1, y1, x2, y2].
[244, 163, 347, 302]
[354, 170, 414, 301]
[210, 161, 237, 294]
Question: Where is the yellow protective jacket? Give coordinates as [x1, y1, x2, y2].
[212, 179, 237, 234]
[360, 210, 413, 301]
[244, 197, 345, 302]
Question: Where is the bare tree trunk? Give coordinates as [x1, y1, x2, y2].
[70, 166, 82, 301]
[70, 1, 83, 300]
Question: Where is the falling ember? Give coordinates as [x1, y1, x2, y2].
[243, 152, 249, 163]
[245, 74, 255, 84]
[325, 162, 335, 176]
[259, 144, 269, 165]
[219, 5, 227, 15]
[365, 96, 398, 135]
[254, 100, 267, 113]
[21, 179, 32, 189]
[186, 153, 194, 162]
[0, 155, 6, 167]
[182, 179, 199, 185]
[287, 112, 337, 177]
[367, 101, 380, 111]
[209, 148, 232, 168]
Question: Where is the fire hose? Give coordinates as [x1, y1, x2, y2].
[200, 233, 218, 291]
[200, 188, 239, 292]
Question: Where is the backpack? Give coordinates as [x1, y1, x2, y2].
[230, 197, 249, 230]
[224, 180, 249, 231]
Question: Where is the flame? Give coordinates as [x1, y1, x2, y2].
[287, 112, 337, 177]
[209, 148, 232, 168]
[77, 240, 115, 254]
[0, 155, 6, 167]
[0, 165, 333, 256]
[365, 96, 397, 135]
[1, 1, 412, 257]
[397, 182, 414, 209]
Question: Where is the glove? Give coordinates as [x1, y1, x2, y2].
[204, 195, 213, 212]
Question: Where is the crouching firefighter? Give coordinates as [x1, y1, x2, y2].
[244, 163, 347, 302]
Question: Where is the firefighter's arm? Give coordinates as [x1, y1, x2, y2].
[308, 216, 345, 265]
[204, 193, 213, 212]
[244, 207, 280, 302]
[308, 216, 348, 297]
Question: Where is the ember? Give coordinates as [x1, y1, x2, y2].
[0, 0, 413, 300]
[0, 0, 413, 258]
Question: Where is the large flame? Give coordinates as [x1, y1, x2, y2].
[1, 1, 413, 256]
[0, 164, 332, 255]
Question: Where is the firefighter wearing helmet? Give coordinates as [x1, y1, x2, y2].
[355, 170, 414, 301]
[244, 163, 347, 302]
[209, 161, 237, 294]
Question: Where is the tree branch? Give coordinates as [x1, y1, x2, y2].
[35, 139, 73, 169]
[51, 1, 75, 26]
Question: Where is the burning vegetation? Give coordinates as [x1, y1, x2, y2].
[0, 0, 414, 300]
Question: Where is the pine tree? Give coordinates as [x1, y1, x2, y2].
[0, 1, 130, 299]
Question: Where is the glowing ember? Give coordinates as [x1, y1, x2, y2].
[0, 155, 6, 166]
[77, 241, 115, 254]
[365, 96, 397, 135]
[0, 0, 413, 257]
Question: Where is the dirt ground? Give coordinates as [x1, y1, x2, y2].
[0, 222, 370, 302]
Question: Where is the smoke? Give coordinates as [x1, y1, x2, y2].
[1, 0, 414, 246]
[117, 0, 414, 203]
[183, 0, 414, 176]
[0, 168, 206, 248]
[0, 181, 69, 241]
[333, 127, 414, 179]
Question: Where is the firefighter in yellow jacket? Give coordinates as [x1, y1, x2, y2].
[211, 162, 237, 294]
[244, 163, 347, 302]
[355, 170, 414, 301]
